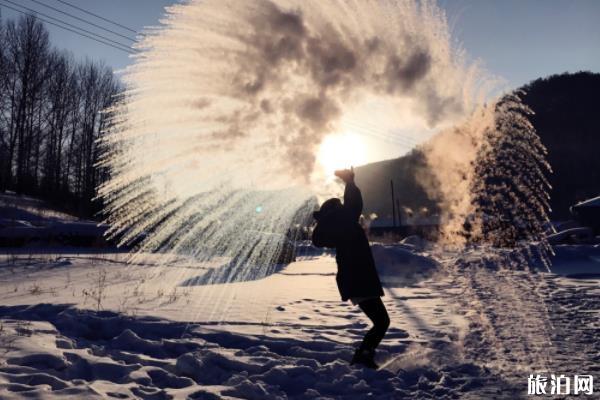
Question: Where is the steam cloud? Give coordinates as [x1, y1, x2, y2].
[230, 1, 465, 177]
[105, 0, 481, 190]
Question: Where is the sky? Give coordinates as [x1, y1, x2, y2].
[439, 0, 600, 87]
[0, 0, 598, 87]
[0, 0, 174, 74]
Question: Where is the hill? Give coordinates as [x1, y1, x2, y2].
[521, 71, 600, 219]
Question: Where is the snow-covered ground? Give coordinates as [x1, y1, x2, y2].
[0, 195, 599, 399]
[1, 243, 599, 399]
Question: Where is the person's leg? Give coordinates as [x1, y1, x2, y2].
[357, 297, 390, 352]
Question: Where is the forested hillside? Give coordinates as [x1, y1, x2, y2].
[520, 72, 600, 219]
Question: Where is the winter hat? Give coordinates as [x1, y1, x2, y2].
[313, 198, 342, 221]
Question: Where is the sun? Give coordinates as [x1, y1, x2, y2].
[317, 132, 367, 178]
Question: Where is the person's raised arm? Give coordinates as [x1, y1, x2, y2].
[335, 168, 363, 222]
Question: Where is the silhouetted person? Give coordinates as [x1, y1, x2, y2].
[312, 168, 389, 369]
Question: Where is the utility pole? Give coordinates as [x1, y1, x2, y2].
[390, 180, 396, 228]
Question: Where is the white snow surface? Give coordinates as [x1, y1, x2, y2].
[1, 227, 599, 398]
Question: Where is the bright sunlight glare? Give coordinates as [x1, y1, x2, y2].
[317, 132, 367, 179]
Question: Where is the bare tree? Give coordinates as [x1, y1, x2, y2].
[5, 15, 51, 192]
[0, 14, 121, 218]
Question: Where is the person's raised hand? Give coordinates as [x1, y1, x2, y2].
[334, 167, 354, 183]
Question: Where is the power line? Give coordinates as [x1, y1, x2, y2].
[55, 0, 140, 35]
[1, 0, 134, 50]
[0, 0, 137, 53]
[0, 1, 136, 54]
[26, 0, 137, 42]
[343, 120, 420, 147]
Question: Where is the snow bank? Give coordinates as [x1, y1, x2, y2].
[0, 193, 108, 247]
[546, 244, 600, 277]
[372, 244, 441, 286]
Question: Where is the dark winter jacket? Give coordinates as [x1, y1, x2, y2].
[312, 182, 384, 301]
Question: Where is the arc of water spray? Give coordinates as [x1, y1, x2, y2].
[98, 0, 553, 349]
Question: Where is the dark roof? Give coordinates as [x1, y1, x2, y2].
[574, 196, 600, 209]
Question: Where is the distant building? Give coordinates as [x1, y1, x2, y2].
[367, 214, 440, 240]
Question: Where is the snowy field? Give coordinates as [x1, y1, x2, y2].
[1, 196, 600, 399]
[0, 243, 599, 399]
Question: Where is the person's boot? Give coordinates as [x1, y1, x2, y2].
[350, 348, 378, 369]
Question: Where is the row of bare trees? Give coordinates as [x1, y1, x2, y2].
[0, 15, 121, 217]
